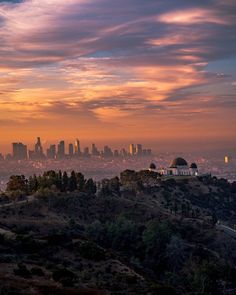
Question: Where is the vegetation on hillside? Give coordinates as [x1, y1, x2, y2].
[0, 169, 236, 294]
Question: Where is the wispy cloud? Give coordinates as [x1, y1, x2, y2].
[157, 8, 228, 25]
[0, 0, 235, 145]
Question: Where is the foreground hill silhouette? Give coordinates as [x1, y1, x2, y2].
[0, 169, 236, 294]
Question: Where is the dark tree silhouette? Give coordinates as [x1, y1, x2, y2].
[62, 171, 69, 192]
[84, 178, 96, 195]
[69, 171, 77, 192]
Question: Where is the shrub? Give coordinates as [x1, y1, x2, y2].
[34, 188, 56, 201]
[31, 266, 44, 276]
[14, 263, 31, 278]
[46, 233, 72, 246]
[150, 283, 176, 295]
[78, 241, 106, 261]
[15, 234, 41, 253]
[0, 234, 5, 244]
[52, 268, 76, 286]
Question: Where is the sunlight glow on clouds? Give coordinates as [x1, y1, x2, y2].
[0, 0, 236, 147]
[157, 8, 228, 25]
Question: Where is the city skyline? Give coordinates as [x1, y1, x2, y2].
[0, 0, 235, 150]
[0, 136, 235, 155]
[0, 137, 152, 160]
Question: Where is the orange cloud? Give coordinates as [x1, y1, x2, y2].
[0, 0, 235, 151]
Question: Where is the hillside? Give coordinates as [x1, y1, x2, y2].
[0, 170, 236, 295]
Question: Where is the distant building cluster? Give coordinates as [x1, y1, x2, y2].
[129, 143, 152, 157]
[0, 137, 152, 161]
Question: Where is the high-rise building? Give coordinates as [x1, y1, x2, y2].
[114, 149, 119, 157]
[83, 147, 89, 157]
[146, 149, 152, 156]
[92, 143, 100, 156]
[12, 143, 18, 159]
[129, 144, 136, 156]
[28, 150, 34, 159]
[74, 139, 81, 156]
[34, 137, 44, 158]
[103, 145, 113, 157]
[136, 144, 143, 156]
[120, 148, 128, 157]
[69, 143, 74, 157]
[5, 153, 12, 161]
[224, 155, 231, 164]
[57, 140, 65, 159]
[12, 142, 28, 160]
[47, 144, 56, 159]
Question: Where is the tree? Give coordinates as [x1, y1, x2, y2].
[76, 172, 85, 191]
[109, 177, 120, 196]
[120, 170, 137, 184]
[6, 175, 28, 193]
[181, 203, 186, 216]
[174, 201, 178, 215]
[211, 212, 218, 225]
[142, 221, 173, 270]
[43, 170, 56, 179]
[99, 179, 110, 197]
[38, 170, 58, 190]
[100, 177, 121, 197]
[192, 262, 220, 295]
[84, 178, 96, 195]
[69, 171, 77, 192]
[166, 236, 187, 272]
[62, 171, 69, 192]
[86, 220, 105, 244]
[231, 181, 236, 193]
[106, 216, 139, 251]
[78, 241, 105, 261]
[28, 174, 38, 193]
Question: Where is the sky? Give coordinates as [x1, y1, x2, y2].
[0, 0, 236, 153]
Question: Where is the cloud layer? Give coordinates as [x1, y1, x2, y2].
[0, 0, 236, 149]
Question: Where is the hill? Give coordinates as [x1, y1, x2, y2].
[0, 170, 236, 294]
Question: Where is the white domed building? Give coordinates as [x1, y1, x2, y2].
[159, 157, 198, 177]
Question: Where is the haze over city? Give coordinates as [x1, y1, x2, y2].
[0, 0, 236, 153]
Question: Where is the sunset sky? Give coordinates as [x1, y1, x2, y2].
[0, 0, 236, 153]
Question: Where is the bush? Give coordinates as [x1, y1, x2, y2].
[46, 233, 72, 246]
[52, 268, 76, 286]
[31, 266, 44, 276]
[78, 241, 106, 261]
[106, 216, 140, 251]
[0, 193, 9, 204]
[14, 263, 31, 278]
[150, 283, 176, 295]
[35, 188, 56, 201]
[15, 234, 41, 253]
[192, 261, 220, 294]
[0, 234, 5, 244]
[86, 220, 105, 244]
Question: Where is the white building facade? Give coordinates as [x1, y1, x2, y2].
[158, 158, 198, 177]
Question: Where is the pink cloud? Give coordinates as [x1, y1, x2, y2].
[0, 0, 235, 145]
[158, 8, 228, 25]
